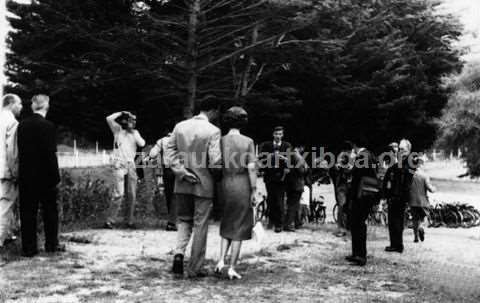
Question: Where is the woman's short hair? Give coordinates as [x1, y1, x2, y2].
[223, 106, 248, 130]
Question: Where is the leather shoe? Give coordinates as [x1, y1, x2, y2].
[172, 254, 184, 275]
[46, 244, 66, 253]
[22, 250, 38, 258]
[345, 255, 357, 262]
[188, 269, 209, 278]
[347, 256, 366, 266]
[274, 226, 283, 233]
[419, 228, 425, 242]
[385, 246, 403, 253]
[166, 223, 177, 232]
[283, 226, 295, 232]
[103, 222, 114, 229]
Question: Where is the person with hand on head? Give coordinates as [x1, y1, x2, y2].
[0, 94, 22, 248]
[165, 98, 222, 278]
[105, 111, 145, 229]
[17, 94, 65, 257]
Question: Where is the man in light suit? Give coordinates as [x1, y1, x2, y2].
[0, 94, 22, 247]
[165, 99, 221, 278]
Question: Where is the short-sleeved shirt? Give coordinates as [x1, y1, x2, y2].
[113, 130, 140, 164]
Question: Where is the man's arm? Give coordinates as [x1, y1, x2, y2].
[165, 125, 196, 182]
[133, 130, 146, 148]
[425, 175, 436, 193]
[207, 129, 222, 179]
[106, 112, 123, 134]
[5, 120, 19, 180]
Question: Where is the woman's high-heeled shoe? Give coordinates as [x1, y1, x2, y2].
[227, 267, 242, 280]
[214, 261, 225, 274]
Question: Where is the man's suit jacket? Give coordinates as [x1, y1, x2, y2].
[165, 114, 221, 199]
[0, 110, 18, 180]
[259, 141, 292, 184]
[17, 113, 60, 189]
[285, 150, 307, 192]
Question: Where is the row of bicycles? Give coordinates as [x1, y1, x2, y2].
[333, 200, 480, 229]
[425, 202, 480, 228]
[255, 194, 480, 229]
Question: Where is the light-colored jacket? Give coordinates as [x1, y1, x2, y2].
[0, 110, 18, 180]
[165, 114, 221, 198]
[409, 169, 435, 208]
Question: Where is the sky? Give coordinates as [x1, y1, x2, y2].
[0, 0, 479, 94]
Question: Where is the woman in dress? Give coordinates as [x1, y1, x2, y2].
[214, 106, 257, 280]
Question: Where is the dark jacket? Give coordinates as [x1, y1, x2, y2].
[382, 157, 415, 206]
[285, 151, 307, 192]
[259, 141, 292, 184]
[18, 113, 60, 189]
[350, 148, 378, 201]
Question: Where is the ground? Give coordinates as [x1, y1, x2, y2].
[1, 160, 480, 303]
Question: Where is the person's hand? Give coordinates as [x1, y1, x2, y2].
[183, 171, 199, 184]
[250, 191, 257, 206]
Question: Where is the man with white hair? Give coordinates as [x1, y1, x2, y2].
[382, 138, 415, 253]
[0, 94, 22, 247]
[17, 94, 64, 257]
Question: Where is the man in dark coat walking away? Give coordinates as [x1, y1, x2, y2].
[17, 94, 65, 257]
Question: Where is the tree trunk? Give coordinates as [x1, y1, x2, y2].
[184, 0, 200, 118]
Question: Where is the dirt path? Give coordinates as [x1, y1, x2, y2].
[1, 223, 479, 303]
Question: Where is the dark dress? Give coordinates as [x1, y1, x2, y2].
[220, 133, 256, 241]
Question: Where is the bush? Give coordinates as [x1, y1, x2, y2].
[57, 166, 166, 230]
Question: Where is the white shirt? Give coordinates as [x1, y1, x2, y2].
[0, 110, 18, 180]
[300, 185, 311, 206]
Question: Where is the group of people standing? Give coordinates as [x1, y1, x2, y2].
[1, 92, 435, 279]
[331, 139, 435, 266]
[0, 94, 64, 257]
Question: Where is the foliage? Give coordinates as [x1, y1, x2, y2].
[437, 61, 480, 176]
[5, 0, 463, 151]
[57, 167, 165, 228]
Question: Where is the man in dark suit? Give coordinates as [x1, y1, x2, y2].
[346, 142, 378, 266]
[259, 126, 292, 233]
[284, 147, 307, 231]
[18, 94, 64, 257]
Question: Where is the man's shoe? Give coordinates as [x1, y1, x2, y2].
[345, 255, 357, 262]
[46, 244, 66, 253]
[349, 256, 367, 266]
[172, 254, 184, 275]
[103, 222, 114, 229]
[283, 226, 295, 232]
[274, 226, 283, 233]
[414, 238, 419, 243]
[3, 236, 17, 246]
[385, 246, 403, 253]
[166, 223, 177, 232]
[188, 269, 209, 278]
[419, 228, 425, 242]
[22, 250, 38, 258]
[126, 223, 137, 230]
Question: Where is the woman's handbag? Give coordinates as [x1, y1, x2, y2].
[252, 205, 265, 247]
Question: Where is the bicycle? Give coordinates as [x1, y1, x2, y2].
[309, 196, 326, 224]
